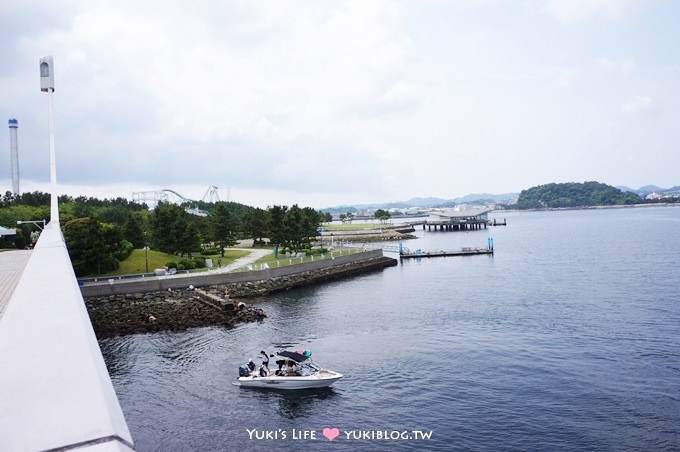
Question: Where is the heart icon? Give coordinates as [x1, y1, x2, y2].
[323, 427, 340, 441]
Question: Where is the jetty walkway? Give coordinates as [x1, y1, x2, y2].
[0, 250, 32, 319]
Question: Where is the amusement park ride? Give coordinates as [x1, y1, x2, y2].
[132, 185, 231, 213]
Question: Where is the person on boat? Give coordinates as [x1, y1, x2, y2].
[285, 363, 300, 376]
[259, 365, 267, 377]
[247, 359, 256, 373]
[260, 350, 270, 374]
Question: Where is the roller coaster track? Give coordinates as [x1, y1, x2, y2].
[132, 185, 230, 209]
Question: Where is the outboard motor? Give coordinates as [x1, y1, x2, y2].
[239, 365, 250, 377]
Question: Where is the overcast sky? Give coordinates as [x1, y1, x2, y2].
[1, 0, 678, 208]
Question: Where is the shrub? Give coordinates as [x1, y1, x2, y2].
[201, 247, 220, 255]
[193, 256, 206, 268]
[301, 247, 328, 255]
[165, 261, 178, 269]
[114, 240, 134, 261]
[178, 258, 195, 270]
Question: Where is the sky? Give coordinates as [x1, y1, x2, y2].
[1, 0, 679, 209]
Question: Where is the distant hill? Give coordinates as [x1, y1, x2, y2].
[517, 182, 641, 209]
[618, 185, 664, 196]
[616, 185, 680, 197]
[320, 182, 679, 213]
[321, 192, 519, 212]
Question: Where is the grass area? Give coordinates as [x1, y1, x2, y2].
[322, 222, 391, 231]
[232, 248, 362, 272]
[97, 248, 250, 277]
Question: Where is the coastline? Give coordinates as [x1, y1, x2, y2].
[503, 202, 680, 212]
[85, 250, 397, 337]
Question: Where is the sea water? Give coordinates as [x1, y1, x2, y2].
[100, 206, 680, 451]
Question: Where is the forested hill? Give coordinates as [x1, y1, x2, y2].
[515, 182, 642, 209]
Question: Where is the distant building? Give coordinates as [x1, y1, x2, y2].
[427, 207, 491, 223]
[8, 118, 19, 195]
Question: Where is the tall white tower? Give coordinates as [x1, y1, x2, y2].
[8, 118, 19, 195]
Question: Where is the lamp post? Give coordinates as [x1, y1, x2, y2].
[144, 231, 149, 273]
[17, 220, 46, 248]
[17, 220, 46, 231]
[40, 56, 58, 224]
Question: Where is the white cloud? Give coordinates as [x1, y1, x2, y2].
[540, 0, 649, 23]
[621, 95, 651, 114]
[550, 68, 578, 88]
[596, 56, 635, 76]
[2, 0, 679, 204]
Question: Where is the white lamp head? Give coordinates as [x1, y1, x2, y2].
[40, 55, 54, 92]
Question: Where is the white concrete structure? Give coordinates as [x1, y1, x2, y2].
[9, 118, 19, 195]
[40, 56, 59, 222]
[0, 55, 134, 451]
[427, 207, 491, 222]
[0, 224, 135, 451]
[40, 55, 55, 92]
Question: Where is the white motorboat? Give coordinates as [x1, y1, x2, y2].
[233, 350, 343, 390]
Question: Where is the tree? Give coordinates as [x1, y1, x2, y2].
[209, 203, 238, 256]
[300, 207, 322, 248]
[284, 204, 305, 252]
[243, 207, 268, 245]
[151, 202, 199, 254]
[63, 217, 121, 276]
[267, 205, 288, 257]
[374, 209, 391, 223]
[123, 213, 146, 248]
[178, 220, 202, 257]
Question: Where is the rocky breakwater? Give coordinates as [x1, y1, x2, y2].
[85, 287, 265, 338]
[226, 254, 397, 297]
[83, 250, 397, 337]
[319, 225, 416, 243]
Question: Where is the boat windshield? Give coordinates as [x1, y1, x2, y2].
[296, 362, 320, 376]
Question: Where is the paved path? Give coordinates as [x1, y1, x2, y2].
[0, 250, 33, 319]
[211, 248, 272, 273]
[163, 247, 273, 279]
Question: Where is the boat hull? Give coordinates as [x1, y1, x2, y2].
[233, 370, 343, 390]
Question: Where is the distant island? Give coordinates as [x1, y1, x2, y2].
[515, 181, 643, 209]
[321, 182, 679, 213]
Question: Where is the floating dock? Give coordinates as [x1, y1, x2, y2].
[488, 218, 507, 226]
[400, 247, 493, 259]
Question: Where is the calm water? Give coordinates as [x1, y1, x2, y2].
[101, 207, 680, 451]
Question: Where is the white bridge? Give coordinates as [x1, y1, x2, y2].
[0, 56, 135, 451]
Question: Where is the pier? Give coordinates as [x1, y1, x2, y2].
[400, 247, 493, 259]
[414, 207, 492, 232]
[400, 237, 494, 259]
[422, 219, 487, 231]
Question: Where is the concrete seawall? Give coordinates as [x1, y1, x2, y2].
[82, 250, 397, 337]
[81, 249, 395, 298]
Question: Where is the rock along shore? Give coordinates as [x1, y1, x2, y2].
[84, 250, 397, 338]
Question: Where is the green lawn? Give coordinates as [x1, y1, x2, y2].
[97, 248, 250, 276]
[234, 248, 362, 271]
[322, 222, 390, 231]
